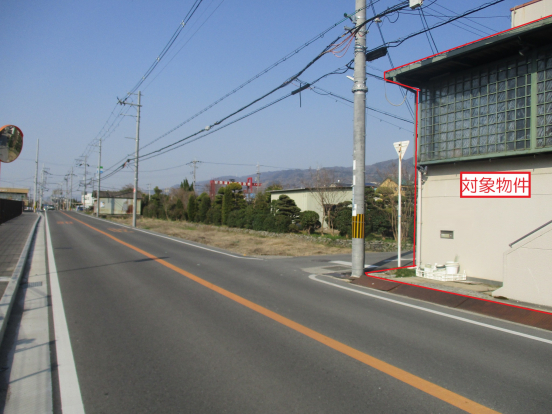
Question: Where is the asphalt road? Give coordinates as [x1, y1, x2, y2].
[45, 211, 552, 413]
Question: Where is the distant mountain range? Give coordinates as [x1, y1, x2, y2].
[193, 157, 414, 191]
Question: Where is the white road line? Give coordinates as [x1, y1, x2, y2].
[330, 261, 352, 266]
[45, 213, 86, 413]
[309, 274, 552, 345]
[78, 213, 262, 260]
[330, 261, 379, 269]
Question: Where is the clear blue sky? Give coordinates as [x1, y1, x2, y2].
[0, 0, 518, 198]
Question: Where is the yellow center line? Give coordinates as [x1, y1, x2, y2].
[61, 212, 500, 414]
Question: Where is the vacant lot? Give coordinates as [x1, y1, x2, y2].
[107, 217, 350, 257]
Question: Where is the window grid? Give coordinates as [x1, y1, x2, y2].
[536, 47, 552, 148]
[420, 55, 532, 162]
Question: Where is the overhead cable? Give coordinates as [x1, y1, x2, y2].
[138, 1, 383, 152]
[121, 0, 205, 103]
[137, 65, 351, 163]
[369, 1, 415, 119]
[304, 83, 413, 124]
[419, 7, 438, 54]
[367, 0, 507, 55]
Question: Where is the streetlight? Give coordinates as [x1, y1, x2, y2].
[393, 140, 409, 268]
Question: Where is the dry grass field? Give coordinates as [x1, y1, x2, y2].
[107, 217, 350, 257]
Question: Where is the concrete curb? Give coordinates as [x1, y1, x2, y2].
[353, 273, 552, 331]
[0, 214, 40, 347]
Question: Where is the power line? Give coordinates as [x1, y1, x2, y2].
[411, 6, 492, 38]
[121, 0, 206, 103]
[419, 7, 438, 54]
[300, 82, 413, 124]
[369, 2, 415, 119]
[141, 0, 228, 93]
[95, 3, 410, 183]
[309, 86, 413, 132]
[138, 0, 385, 153]
[102, 1, 387, 177]
[366, 0, 507, 56]
[75, 0, 210, 176]
[432, 3, 497, 33]
[151, 0, 410, 148]
[139, 93, 293, 163]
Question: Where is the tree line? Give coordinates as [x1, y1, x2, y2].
[140, 177, 414, 243]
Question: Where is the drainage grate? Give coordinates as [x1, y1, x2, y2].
[27, 282, 43, 287]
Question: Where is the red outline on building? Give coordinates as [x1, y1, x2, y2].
[381, 14, 552, 272]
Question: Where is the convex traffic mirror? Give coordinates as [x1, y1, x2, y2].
[0, 125, 23, 163]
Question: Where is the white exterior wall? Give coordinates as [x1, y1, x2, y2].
[82, 193, 94, 208]
[493, 221, 552, 307]
[99, 198, 142, 215]
[418, 154, 552, 283]
[270, 189, 352, 229]
[511, 0, 552, 27]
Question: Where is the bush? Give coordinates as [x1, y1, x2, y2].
[197, 194, 211, 223]
[170, 199, 185, 221]
[187, 195, 197, 222]
[395, 268, 416, 278]
[262, 214, 276, 232]
[252, 212, 269, 231]
[206, 206, 222, 225]
[274, 215, 292, 233]
[299, 210, 320, 234]
[334, 208, 352, 237]
[227, 209, 247, 228]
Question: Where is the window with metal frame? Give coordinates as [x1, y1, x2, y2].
[419, 52, 539, 163]
[536, 46, 552, 148]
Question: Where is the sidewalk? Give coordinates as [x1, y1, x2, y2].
[0, 212, 49, 413]
[0, 213, 40, 298]
[1, 216, 52, 413]
[352, 272, 552, 331]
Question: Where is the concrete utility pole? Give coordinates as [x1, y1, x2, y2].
[190, 159, 199, 192]
[393, 140, 409, 268]
[64, 177, 69, 210]
[70, 166, 74, 211]
[119, 91, 142, 227]
[133, 91, 141, 227]
[34, 140, 39, 212]
[97, 139, 102, 217]
[351, 0, 367, 278]
[84, 156, 88, 209]
[39, 165, 45, 210]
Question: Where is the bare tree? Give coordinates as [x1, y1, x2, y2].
[375, 162, 415, 244]
[160, 191, 174, 220]
[302, 168, 344, 234]
[171, 187, 193, 211]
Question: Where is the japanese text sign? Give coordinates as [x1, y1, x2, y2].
[460, 172, 531, 198]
